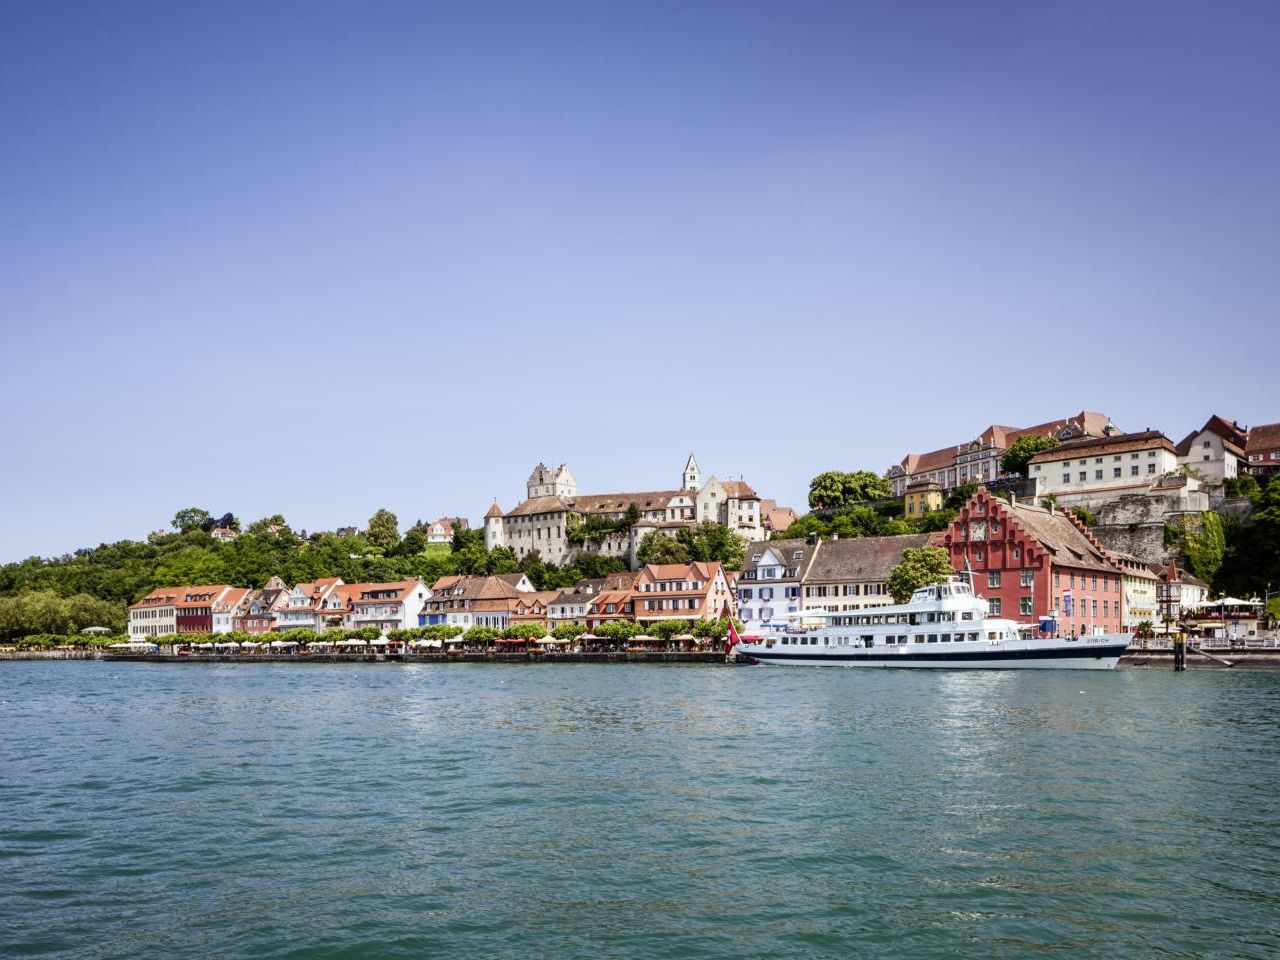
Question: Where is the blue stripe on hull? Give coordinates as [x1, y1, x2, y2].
[742, 643, 1128, 666]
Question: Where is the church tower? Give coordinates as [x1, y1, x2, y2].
[682, 453, 701, 491]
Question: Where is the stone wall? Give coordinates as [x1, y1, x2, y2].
[1091, 522, 1175, 565]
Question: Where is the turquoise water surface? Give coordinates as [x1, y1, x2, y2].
[2, 662, 1278, 959]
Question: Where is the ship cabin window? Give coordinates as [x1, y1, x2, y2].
[914, 635, 925, 643]
[885, 635, 896, 645]
[927, 613, 937, 623]
[927, 634, 938, 643]
[940, 633, 951, 642]
[961, 612, 973, 620]
[860, 635, 873, 647]
[988, 632, 998, 641]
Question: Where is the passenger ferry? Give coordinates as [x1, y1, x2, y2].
[734, 576, 1130, 670]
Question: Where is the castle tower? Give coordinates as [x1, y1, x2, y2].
[526, 462, 576, 499]
[683, 453, 701, 491]
[484, 501, 505, 550]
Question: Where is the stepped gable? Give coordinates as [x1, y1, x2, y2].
[804, 534, 937, 582]
[1061, 506, 1119, 564]
[972, 492, 1117, 574]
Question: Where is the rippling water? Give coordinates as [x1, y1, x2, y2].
[2, 662, 1279, 959]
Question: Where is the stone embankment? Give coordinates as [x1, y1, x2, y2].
[1120, 648, 1280, 669]
[4, 650, 743, 665]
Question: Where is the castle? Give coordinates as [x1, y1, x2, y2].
[484, 455, 763, 568]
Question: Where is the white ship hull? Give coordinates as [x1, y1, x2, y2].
[737, 638, 1128, 670]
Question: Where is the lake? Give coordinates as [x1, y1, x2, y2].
[2, 661, 1278, 958]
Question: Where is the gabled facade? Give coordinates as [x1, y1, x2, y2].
[943, 489, 1123, 635]
[233, 577, 290, 633]
[276, 577, 344, 632]
[1246, 422, 1280, 476]
[585, 590, 635, 629]
[345, 579, 428, 632]
[800, 534, 939, 614]
[631, 561, 735, 624]
[426, 517, 466, 543]
[736, 538, 818, 630]
[420, 574, 535, 631]
[1176, 415, 1247, 484]
[211, 587, 251, 634]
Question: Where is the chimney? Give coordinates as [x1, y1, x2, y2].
[832, 533, 840, 541]
[1009, 493, 1017, 506]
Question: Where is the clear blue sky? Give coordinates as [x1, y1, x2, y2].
[2, 0, 1278, 562]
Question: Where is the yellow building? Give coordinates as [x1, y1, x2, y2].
[903, 480, 944, 517]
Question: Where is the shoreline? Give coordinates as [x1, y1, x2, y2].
[6, 649, 1280, 669]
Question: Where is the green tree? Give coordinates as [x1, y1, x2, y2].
[552, 622, 586, 640]
[397, 525, 428, 557]
[651, 619, 692, 640]
[1183, 512, 1226, 584]
[462, 625, 500, 645]
[636, 531, 691, 566]
[247, 514, 293, 537]
[808, 471, 891, 510]
[171, 507, 211, 533]
[944, 482, 979, 511]
[1000, 436, 1059, 477]
[366, 508, 401, 552]
[886, 546, 955, 603]
[914, 508, 957, 533]
[676, 522, 747, 569]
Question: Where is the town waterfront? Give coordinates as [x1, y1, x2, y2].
[4, 663, 1279, 959]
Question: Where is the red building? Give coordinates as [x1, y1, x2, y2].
[175, 585, 235, 634]
[943, 489, 1123, 636]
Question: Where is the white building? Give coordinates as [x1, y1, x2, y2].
[1175, 415, 1248, 485]
[128, 587, 181, 640]
[211, 588, 251, 634]
[1028, 430, 1183, 506]
[483, 455, 765, 568]
[276, 577, 345, 632]
[344, 579, 429, 632]
[736, 539, 818, 631]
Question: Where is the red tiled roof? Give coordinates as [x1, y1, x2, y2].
[1248, 422, 1280, 454]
